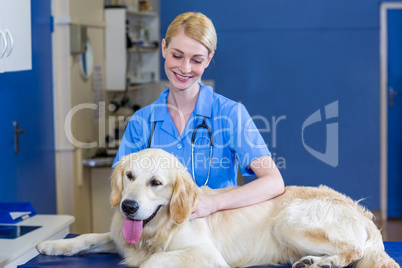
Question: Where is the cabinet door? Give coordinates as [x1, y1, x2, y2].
[90, 168, 115, 233]
[1, 0, 32, 72]
[105, 8, 126, 91]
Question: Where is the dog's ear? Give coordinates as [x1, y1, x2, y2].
[170, 171, 198, 224]
[110, 157, 127, 207]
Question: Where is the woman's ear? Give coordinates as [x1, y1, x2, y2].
[205, 50, 215, 68]
[110, 157, 127, 207]
[161, 38, 167, 59]
[170, 171, 198, 224]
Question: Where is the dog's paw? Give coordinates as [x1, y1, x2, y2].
[36, 239, 82, 256]
[293, 256, 336, 268]
[293, 257, 315, 268]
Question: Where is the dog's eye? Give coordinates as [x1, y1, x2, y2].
[151, 179, 162, 186]
[126, 172, 134, 180]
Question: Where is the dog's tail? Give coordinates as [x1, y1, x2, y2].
[355, 221, 399, 268]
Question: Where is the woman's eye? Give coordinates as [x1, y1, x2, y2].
[126, 172, 134, 180]
[192, 59, 203, 64]
[172, 54, 182, 59]
[151, 179, 162, 186]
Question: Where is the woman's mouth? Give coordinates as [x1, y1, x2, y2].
[173, 72, 192, 82]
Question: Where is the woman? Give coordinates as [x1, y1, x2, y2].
[113, 12, 285, 220]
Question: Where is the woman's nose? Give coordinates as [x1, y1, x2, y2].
[180, 60, 191, 73]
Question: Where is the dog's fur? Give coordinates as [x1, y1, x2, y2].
[37, 149, 399, 268]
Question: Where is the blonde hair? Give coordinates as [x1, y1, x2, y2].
[165, 12, 217, 54]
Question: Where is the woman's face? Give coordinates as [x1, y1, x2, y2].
[162, 30, 214, 93]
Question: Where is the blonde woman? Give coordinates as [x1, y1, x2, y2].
[114, 12, 285, 219]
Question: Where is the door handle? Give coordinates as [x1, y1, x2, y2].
[389, 87, 401, 107]
[13, 121, 26, 154]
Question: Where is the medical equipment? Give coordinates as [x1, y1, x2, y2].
[191, 117, 213, 186]
[148, 116, 213, 186]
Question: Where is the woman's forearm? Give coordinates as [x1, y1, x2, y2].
[190, 155, 285, 220]
[213, 171, 285, 212]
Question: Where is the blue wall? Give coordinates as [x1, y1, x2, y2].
[160, 0, 382, 209]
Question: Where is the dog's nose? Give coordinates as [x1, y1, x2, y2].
[121, 200, 139, 216]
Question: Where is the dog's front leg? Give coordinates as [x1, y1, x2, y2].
[36, 233, 117, 256]
[137, 248, 229, 268]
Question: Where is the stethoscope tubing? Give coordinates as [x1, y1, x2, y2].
[191, 117, 213, 186]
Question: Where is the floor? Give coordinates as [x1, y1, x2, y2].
[375, 217, 402, 241]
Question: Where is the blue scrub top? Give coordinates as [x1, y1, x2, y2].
[113, 83, 271, 189]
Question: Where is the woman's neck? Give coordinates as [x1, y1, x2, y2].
[167, 83, 200, 116]
[167, 83, 201, 135]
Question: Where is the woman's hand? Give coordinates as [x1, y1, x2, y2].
[190, 194, 217, 220]
[190, 156, 284, 221]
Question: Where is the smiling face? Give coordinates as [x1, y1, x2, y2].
[162, 30, 214, 93]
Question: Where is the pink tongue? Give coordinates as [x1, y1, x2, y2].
[123, 218, 143, 244]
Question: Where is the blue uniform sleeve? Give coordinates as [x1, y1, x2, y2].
[228, 103, 271, 176]
[112, 111, 150, 167]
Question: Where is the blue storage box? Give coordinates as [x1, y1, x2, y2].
[0, 202, 37, 224]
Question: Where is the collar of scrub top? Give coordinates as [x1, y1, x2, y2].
[149, 83, 214, 135]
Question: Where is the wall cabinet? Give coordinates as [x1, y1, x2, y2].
[105, 7, 160, 91]
[90, 167, 115, 233]
[0, 0, 32, 73]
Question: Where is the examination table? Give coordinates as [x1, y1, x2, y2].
[19, 235, 402, 268]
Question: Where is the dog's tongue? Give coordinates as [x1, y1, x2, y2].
[123, 218, 143, 244]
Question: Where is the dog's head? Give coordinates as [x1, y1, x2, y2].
[110, 149, 198, 231]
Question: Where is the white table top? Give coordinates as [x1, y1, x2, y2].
[0, 214, 74, 267]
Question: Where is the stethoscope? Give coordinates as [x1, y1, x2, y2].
[191, 117, 213, 186]
[148, 116, 213, 186]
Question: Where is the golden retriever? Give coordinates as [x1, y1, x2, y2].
[37, 148, 399, 268]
